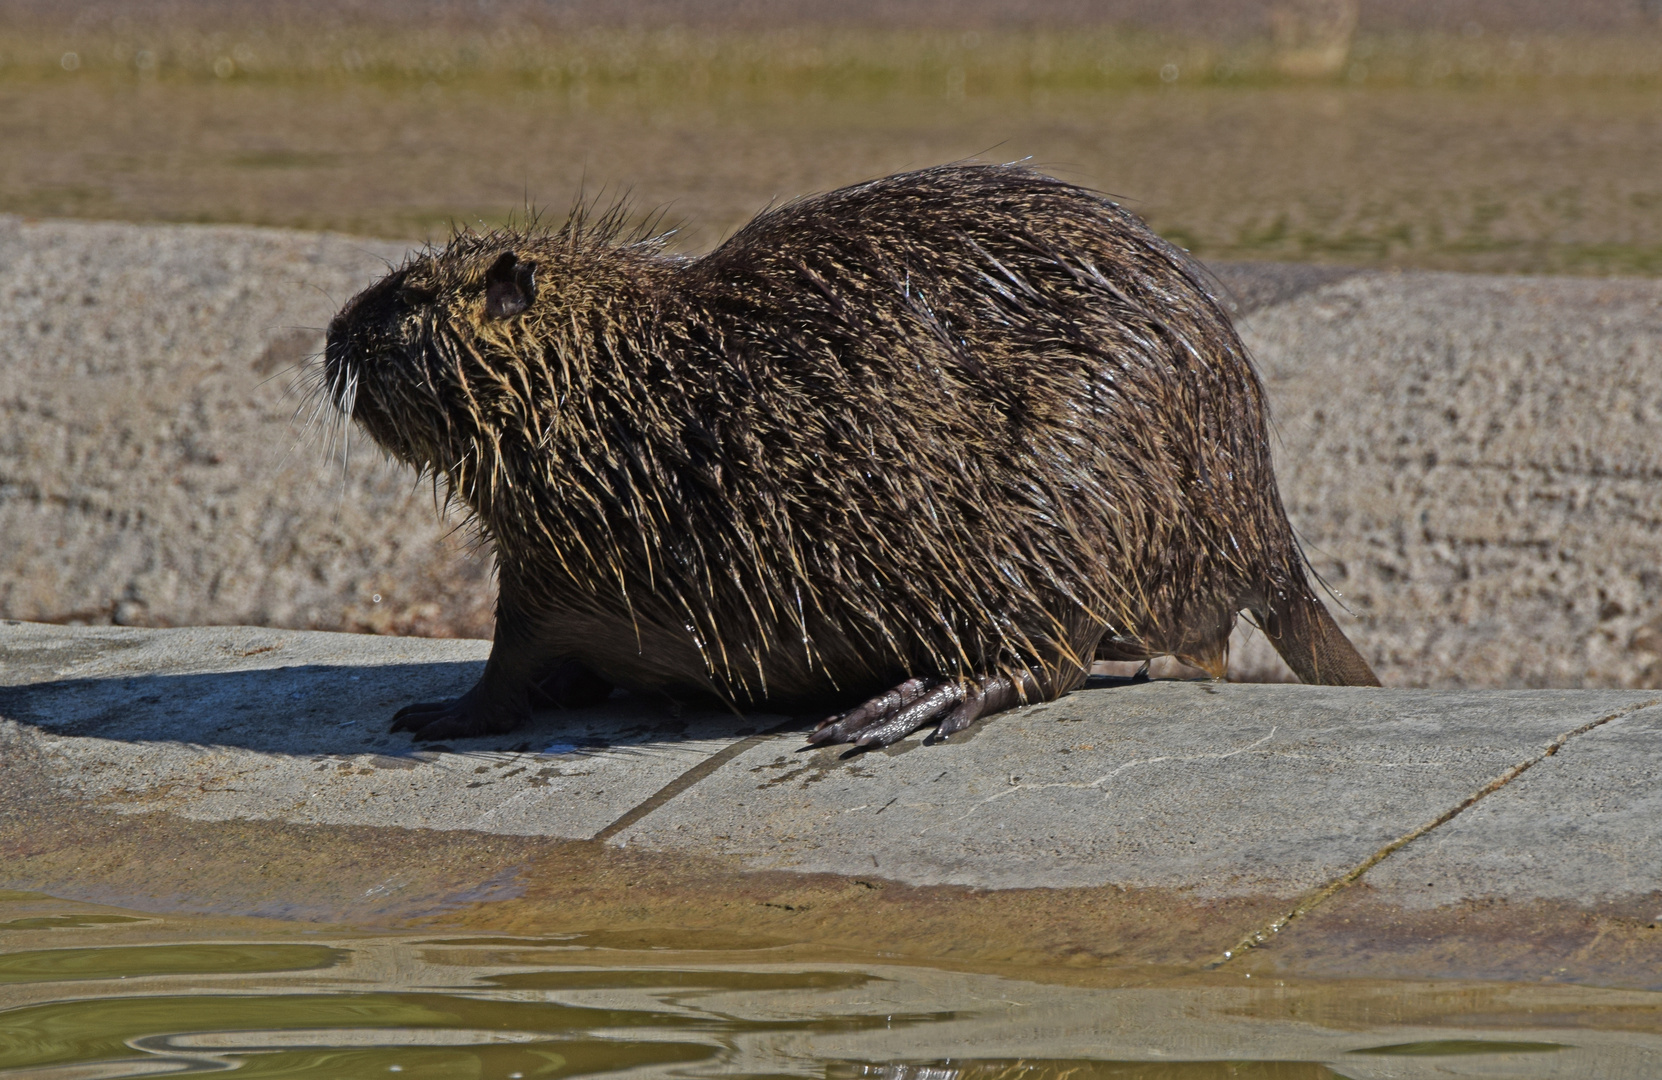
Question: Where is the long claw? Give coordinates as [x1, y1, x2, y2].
[390, 702, 449, 732]
[853, 682, 965, 747]
[810, 670, 1045, 748]
[936, 669, 1039, 738]
[387, 683, 530, 740]
[810, 677, 934, 744]
[935, 697, 984, 738]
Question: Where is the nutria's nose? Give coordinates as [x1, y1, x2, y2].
[322, 320, 345, 366]
[324, 269, 407, 367]
[324, 312, 346, 351]
[323, 302, 356, 364]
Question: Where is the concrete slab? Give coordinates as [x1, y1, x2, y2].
[4, 622, 1662, 985]
[613, 682, 1660, 895]
[1364, 701, 1662, 908]
[0, 621, 762, 839]
[6, 620, 1661, 897]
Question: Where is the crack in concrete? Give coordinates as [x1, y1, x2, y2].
[917, 727, 1281, 837]
[591, 718, 801, 844]
[1210, 697, 1661, 969]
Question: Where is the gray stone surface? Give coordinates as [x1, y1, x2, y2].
[4, 621, 1660, 910]
[1230, 269, 1662, 688]
[1208, 259, 1364, 317]
[1366, 701, 1662, 908]
[614, 682, 1662, 896]
[0, 215, 494, 639]
[0, 621, 755, 839]
[3, 216, 1661, 690]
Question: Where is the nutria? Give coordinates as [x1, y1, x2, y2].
[323, 163, 1378, 747]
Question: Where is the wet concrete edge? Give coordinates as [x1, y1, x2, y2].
[5, 698, 1662, 991]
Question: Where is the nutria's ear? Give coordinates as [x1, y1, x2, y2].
[484, 252, 537, 320]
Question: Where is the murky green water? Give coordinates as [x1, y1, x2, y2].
[1, 895, 1658, 1080]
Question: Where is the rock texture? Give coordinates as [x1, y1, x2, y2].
[0, 216, 493, 639]
[1230, 269, 1662, 688]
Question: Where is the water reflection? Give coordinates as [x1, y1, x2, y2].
[0, 944, 345, 984]
[0, 948, 950, 1078]
[838, 1066, 1344, 1079]
[0, 896, 1658, 1080]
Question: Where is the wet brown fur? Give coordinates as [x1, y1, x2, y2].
[324, 163, 1377, 739]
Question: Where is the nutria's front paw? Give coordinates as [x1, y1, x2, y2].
[390, 684, 529, 741]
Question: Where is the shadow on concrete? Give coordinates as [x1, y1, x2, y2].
[0, 661, 789, 759]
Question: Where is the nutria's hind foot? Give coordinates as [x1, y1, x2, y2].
[390, 683, 530, 742]
[808, 671, 1042, 748]
[809, 677, 955, 747]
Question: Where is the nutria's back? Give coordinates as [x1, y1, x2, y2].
[325, 163, 1376, 746]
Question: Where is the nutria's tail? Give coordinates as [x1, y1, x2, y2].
[1256, 587, 1380, 686]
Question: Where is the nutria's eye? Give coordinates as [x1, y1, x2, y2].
[484, 252, 537, 320]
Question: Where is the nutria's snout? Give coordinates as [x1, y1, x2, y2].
[322, 272, 392, 406]
[320, 267, 430, 463]
[321, 314, 354, 416]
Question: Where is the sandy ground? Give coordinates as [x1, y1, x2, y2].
[1, 214, 1659, 687]
[1230, 267, 1662, 686]
[0, 216, 495, 639]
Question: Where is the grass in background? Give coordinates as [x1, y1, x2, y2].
[6, 17, 1662, 92]
[3, 19, 1660, 274]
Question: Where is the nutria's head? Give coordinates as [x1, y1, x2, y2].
[323, 235, 542, 488]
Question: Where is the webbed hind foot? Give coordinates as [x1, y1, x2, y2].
[807, 671, 1041, 748]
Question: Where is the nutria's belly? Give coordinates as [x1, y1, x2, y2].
[586, 649, 903, 715]
[546, 609, 906, 713]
